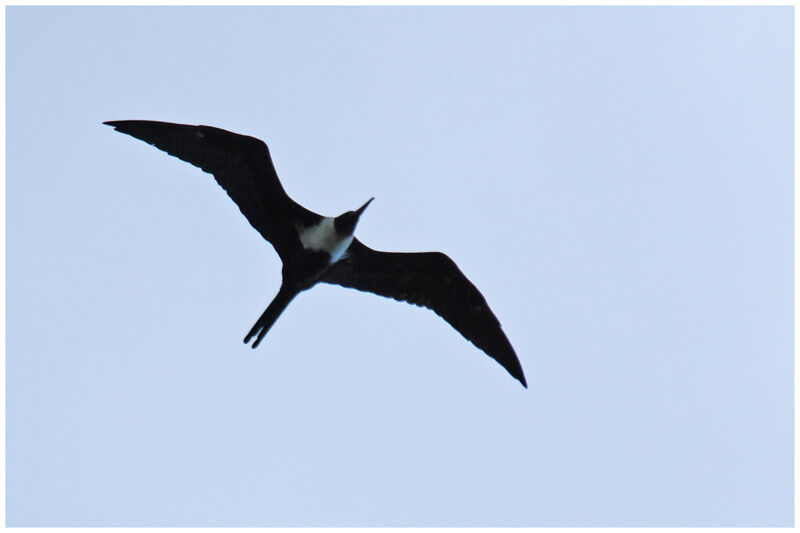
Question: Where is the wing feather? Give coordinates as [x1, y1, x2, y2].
[321, 239, 526, 387]
[104, 120, 319, 260]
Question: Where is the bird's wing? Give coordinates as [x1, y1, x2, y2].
[320, 239, 527, 387]
[104, 120, 320, 260]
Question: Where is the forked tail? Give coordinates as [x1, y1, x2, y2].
[244, 284, 299, 348]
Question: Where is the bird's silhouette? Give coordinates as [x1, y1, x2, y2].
[105, 120, 527, 387]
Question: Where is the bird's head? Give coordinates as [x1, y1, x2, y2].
[334, 197, 374, 236]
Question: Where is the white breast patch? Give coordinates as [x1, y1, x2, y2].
[298, 217, 353, 263]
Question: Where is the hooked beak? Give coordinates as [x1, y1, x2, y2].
[355, 197, 374, 217]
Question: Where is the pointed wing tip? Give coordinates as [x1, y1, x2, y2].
[103, 120, 126, 131]
[104, 120, 146, 131]
[502, 353, 527, 388]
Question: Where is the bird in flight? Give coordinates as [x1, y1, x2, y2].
[104, 120, 527, 387]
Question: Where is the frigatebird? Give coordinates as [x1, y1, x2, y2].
[104, 120, 527, 387]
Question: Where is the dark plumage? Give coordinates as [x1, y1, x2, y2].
[105, 120, 527, 387]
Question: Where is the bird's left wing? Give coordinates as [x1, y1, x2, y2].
[320, 239, 527, 387]
[104, 120, 319, 260]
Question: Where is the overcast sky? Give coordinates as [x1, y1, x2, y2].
[6, 6, 793, 526]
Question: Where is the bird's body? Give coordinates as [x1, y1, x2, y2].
[105, 120, 527, 387]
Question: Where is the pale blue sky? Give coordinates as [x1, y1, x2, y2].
[6, 6, 793, 526]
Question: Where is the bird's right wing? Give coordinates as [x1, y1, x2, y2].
[104, 120, 320, 260]
[321, 239, 527, 387]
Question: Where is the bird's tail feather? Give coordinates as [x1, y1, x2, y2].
[244, 284, 298, 348]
